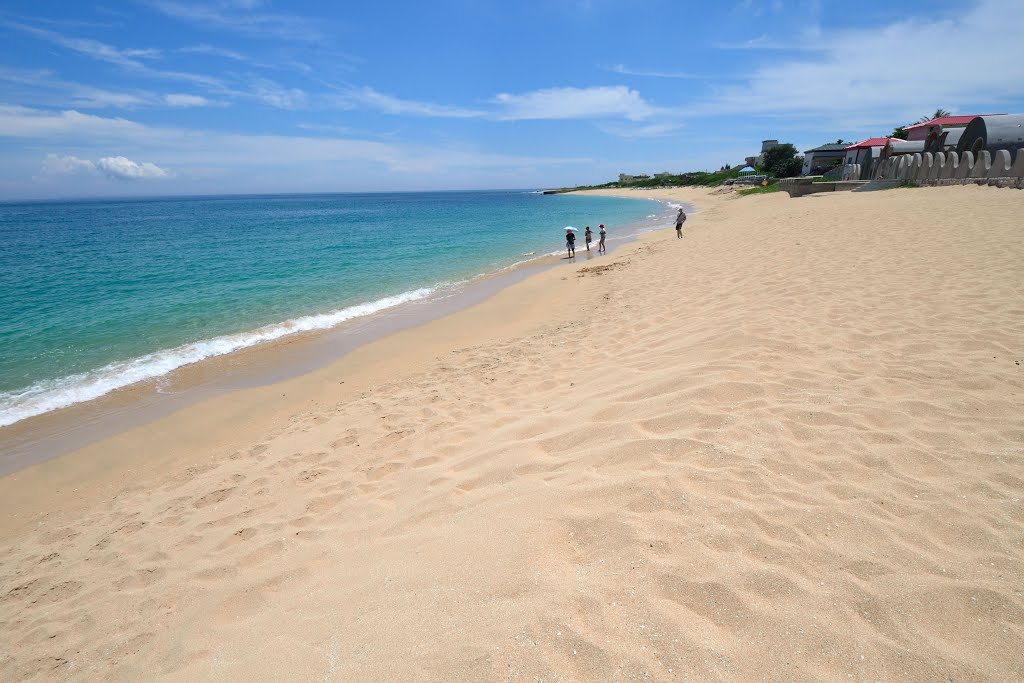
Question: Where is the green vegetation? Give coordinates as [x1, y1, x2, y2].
[916, 108, 951, 124]
[561, 166, 746, 192]
[736, 184, 781, 196]
[761, 143, 802, 178]
[889, 109, 950, 141]
[557, 138, 811, 192]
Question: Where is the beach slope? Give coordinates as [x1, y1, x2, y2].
[1, 185, 1023, 681]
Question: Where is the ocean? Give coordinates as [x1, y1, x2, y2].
[0, 190, 673, 428]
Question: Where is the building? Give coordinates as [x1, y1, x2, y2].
[654, 171, 673, 178]
[903, 114, 1006, 154]
[618, 173, 651, 184]
[801, 143, 847, 176]
[903, 114, 1002, 142]
[957, 114, 1024, 157]
[755, 139, 780, 166]
[842, 138, 894, 179]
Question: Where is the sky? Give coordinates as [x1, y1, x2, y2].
[1, 0, 1023, 199]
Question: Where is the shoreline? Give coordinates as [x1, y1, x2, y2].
[3, 184, 1020, 680]
[0, 195, 685, 476]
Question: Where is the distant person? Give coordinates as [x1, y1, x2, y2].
[584, 226, 593, 252]
[565, 228, 576, 257]
[675, 208, 687, 238]
[598, 224, 606, 253]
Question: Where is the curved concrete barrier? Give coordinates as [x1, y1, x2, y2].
[1013, 149, 1024, 177]
[988, 149, 1013, 178]
[943, 152, 959, 179]
[929, 152, 945, 180]
[971, 150, 992, 178]
[920, 152, 934, 181]
[956, 151, 975, 179]
[896, 156, 909, 180]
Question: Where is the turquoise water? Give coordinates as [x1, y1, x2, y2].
[0, 190, 667, 426]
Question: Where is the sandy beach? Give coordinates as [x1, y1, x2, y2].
[2, 184, 1023, 681]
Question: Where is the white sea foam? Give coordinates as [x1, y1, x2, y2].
[0, 287, 433, 428]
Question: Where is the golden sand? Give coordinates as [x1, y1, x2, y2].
[1, 185, 1022, 681]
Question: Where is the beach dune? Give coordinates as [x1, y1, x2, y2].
[1, 185, 1023, 681]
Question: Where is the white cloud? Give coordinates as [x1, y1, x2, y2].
[607, 64, 707, 79]
[40, 153, 96, 175]
[151, 1, 323, 42]
[37, 153, 170, 181]
[71, 87, 151, 108]
[492, 86, 661, 121]
[178, 44, 249, 61]
[1, 105, 586, 197]
[249, 78, 307, 109]
[596, 122, 684, 139]
[696, 0, 1024, 126]
[164, 93, 212, 107]
[333, 87, 485, 118]
[96, 156, 171, 180]
[2, 20, 154, 68]
[0, 105, 160, 141]
[4, 21, 224, 90]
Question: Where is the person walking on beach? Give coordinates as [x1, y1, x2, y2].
[565, 227, 576, 258]
[675, 208, 687, 238]
[598, 224, 606, 253]
[584, 226, 593, 252]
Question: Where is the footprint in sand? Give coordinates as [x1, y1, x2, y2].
[410, 455, 441, 469]
[305, 493, 345, 513]
[32, 581, 84, 605]
[192, 487, 235, 509]
[113, 567, 166, 591]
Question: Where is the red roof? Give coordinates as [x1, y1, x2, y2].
[844, 137, 892, 150]
[903, 114, 1004, 130]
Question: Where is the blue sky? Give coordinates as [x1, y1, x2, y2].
[1, 0, 1022, 198]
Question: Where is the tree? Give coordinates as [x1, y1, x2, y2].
[761, 143, 803, 178]
[890, 126, 909, 140]
[916, 108, 951, 124]
[835, 138, 846, 144]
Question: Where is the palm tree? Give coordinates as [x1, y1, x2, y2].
[916, 108, 952, 124]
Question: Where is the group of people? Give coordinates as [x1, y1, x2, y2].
[564, 208, 687, 258]
[564, 223, 606, 257]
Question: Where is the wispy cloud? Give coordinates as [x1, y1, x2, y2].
[71, 86, 151, 108]
[178, 43, 250, 61]
[492, 86, 662, 121]
[323, 84, 670, 124]
[248, 78, 307, 109]
[40, 153, 97, 176]
[2, 20, 159, 68]
[5, 105, 586, 177]
[330, 87, 485, 118]
[150, 1, 324, 42]
[694, 0, 1024, 127]
[595, 122, 684, 139]
[0, 66, 219, 110]
[3, 21, 225, 90]
[164, 93, 214, 107]
[606, 64, 709, 79]
[712, 33, 823, 51]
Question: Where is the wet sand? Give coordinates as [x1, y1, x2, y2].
[1, 184, 1022, 681]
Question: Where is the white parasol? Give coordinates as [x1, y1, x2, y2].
[564, 226, 577, 231]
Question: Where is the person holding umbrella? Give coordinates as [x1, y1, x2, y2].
[565, 226, 576, 258]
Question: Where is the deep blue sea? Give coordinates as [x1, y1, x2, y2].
[0, 190, 671, 427]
